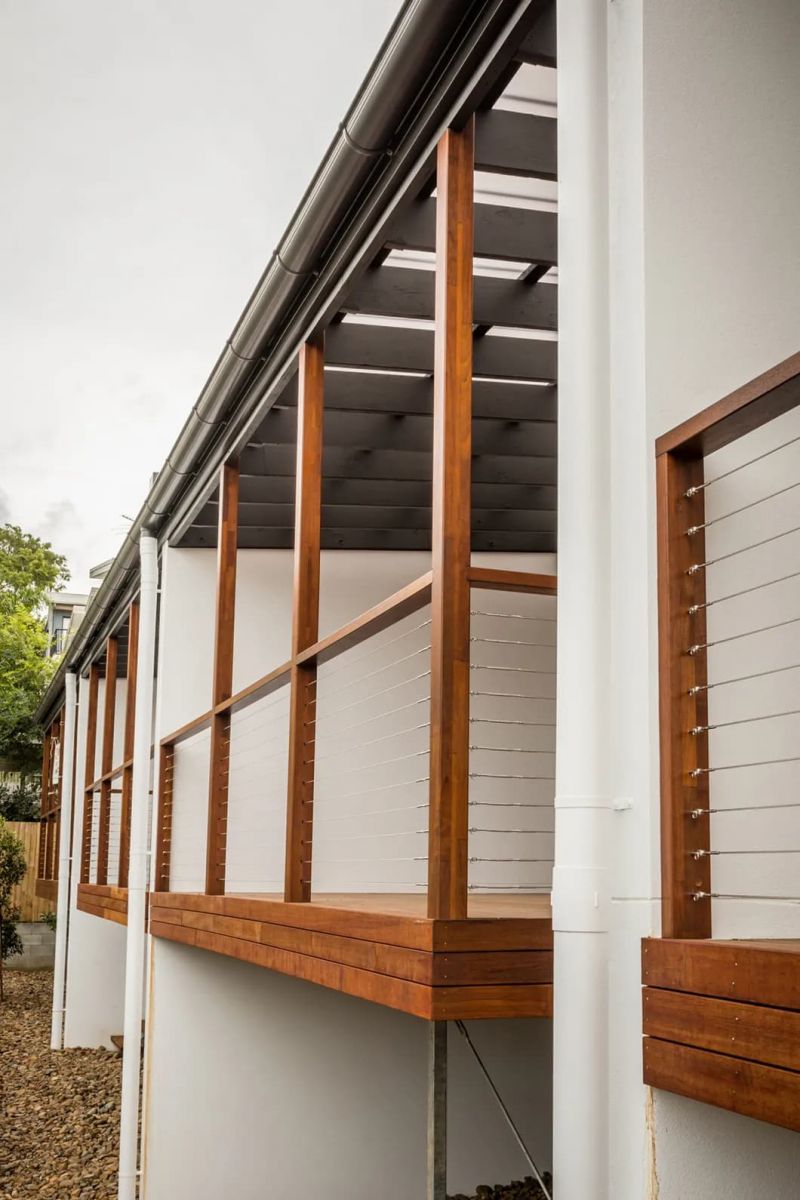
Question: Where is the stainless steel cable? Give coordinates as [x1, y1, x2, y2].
[691, 754, 800, 776]
[311, 721, 430, 765]
[312, 620, 431, 683]
[470, 665, 557, 676]
[686, 431, 800, 495]
[691, 706, 800, 734]
[692, 800, 800, 816]
[307, 695, 429, 741]
[689, 613, 800, 654]
[689, 659, 800, 695]
[689, 566, 800, 614]
[687, 521, 800, 574]
[309, 748, 429, 777]
[311, 650, 431, 699]
[471, 636, 556, 649]
[693, 891, 800, 904]
[471, 609, 556, 623]
[686, 477, 800, 535]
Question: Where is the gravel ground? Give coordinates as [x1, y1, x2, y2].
[0, 970, 121, 1199]
[450, 1178, 553, 1200]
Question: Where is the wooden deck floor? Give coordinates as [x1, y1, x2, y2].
[149, 891, 553, 1020]
[643, 937, 800, 1132]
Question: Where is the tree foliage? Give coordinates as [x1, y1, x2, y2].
[0, 524, 69, 616]
[0, 524, 69, 775]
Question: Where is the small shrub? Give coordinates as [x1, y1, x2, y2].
[0, 816, 27, 999]
[40, 909, 56, 932]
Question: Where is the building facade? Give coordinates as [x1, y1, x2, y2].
[36, 2, 800, 1197]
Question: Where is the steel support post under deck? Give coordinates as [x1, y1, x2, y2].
[427, 1020, 448, 1200]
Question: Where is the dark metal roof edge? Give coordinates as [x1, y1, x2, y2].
[36, 0, 540, 725]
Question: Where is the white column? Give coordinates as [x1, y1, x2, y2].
[50, 670, 77, 1050]
[118, 534, 159, 1200]
[553, 3, 612, 1198]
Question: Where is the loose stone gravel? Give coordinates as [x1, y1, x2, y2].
[0, 970, 121, 1199]
[449, 1175, 553, 1200]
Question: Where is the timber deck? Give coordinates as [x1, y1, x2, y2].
[642, 937, 800, 1132]
[77, 883, 130, 926]
[149, 891, 553, 1020]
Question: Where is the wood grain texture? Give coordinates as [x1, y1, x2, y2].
[643, 987, 800, 1073]
[656, 453, 711, 938]
[77, 882, 130, 926]
[149, 906, 553, 1021]
[467, 567, 557, 595]
[153, 744, 175, 893]
[428, 119, 474, 921]
[285, 338, 324, 903]
[80, 664, 101, 884]
[642, 938, 800, 1010]
[118, 601, 139, 888]
[655, 350, 800, 458]
[644, 1037, 800, 1133]
[149, 891, 552, 952]
[205, 460, 239, 895]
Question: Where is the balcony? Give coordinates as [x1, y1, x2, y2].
[646, 351, 800, 1130]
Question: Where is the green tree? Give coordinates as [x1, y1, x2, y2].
[0, 524, 69, 615]
[0, 524, 69, 776]
[0, 816, 27, 1000]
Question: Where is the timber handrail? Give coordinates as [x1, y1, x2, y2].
[468, 567, 557, 594]
[296, 572, 433, 668]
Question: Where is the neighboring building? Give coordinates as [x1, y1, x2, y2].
[34, 3, 800, 1199]
[45, 592, 89, 658]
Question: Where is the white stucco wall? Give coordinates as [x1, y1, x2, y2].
[601, 1, 800, 1196]
[63, 671, 127, 1049]
[143, 939, 553, 1200]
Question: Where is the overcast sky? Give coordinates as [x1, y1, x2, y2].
[0, 0, 401, 592]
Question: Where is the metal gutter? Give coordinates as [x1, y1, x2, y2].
[37, 0, 540, 724]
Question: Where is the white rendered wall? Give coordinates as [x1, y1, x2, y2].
[143, 939, 553, 1200]
[593, 1, 800, 1196]
[63, 671, 127, 1049]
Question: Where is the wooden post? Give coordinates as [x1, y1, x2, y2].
[96, 635, 119, 885]
[81, 664, 101, 883]
[284, 338, 324, 903]
[154, 743, 175, 892]
[205, 460, 239, 895]
[118, 601, 140, 888]
[656, 451, 711, 938]
[427, 119, 474, 921]
[53, 717, 64, 881]
[38, 726, 52, 879]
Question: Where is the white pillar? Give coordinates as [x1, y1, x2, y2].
[50, 670, 77, 1050]
[118, 534, 159, 1200]
[553, 3, 612, 1198]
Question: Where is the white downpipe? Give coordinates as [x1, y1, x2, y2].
[50, 670, 77, 1051]
[118, 534, 159, 1200]
[552, 3, 612, 1199]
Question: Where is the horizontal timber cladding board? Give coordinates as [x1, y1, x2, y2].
[642, 938, 800, 1010]
[76, 886, 129, 916]
[149, 906, 552, 987]
[249, 407, 558, 458]
[196, 504, 557, 535]
[149, 894, 552, 952]
[239, 445, 558, 486]
[474, 109, 557, 180]
[325, 322, 558, 382]
[643, 988, 800, 1073]
[643, 1037, 800, 1134]
[149, 919, 553, 1020]
[386, 199, 557, 264]
[78, 901, 129, 927]
[235, 475, 556, 511]
[344, 268, 557, 332]
[274, 373, 557, 423]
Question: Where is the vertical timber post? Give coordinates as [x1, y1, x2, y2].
[285, 337, 324, 903]
[97, 635, 119, 885]
[118, 601, 140, 888]
[205, 460, 239, 895]
[427, 118, 474, 921]
[81, 663, 101, 883]
[656, 452, 711, 937]
[427, 1021, 448, 1200]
